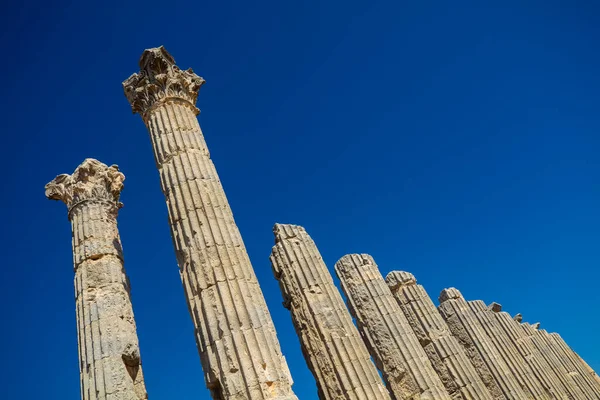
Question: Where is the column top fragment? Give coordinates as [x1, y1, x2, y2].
[385, 271, 417, 289]
[335, 254, 376, 274]
[439, 287, 463, 303]
[488, 302, 502, 312]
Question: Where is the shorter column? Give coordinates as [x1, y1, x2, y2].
[270, 224, 390, 400]
[335, 255, 451, 400]
[386, 271, 495, 400]
[438, 288, 528, 400]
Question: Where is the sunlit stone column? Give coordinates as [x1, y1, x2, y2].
[270, 225, 390, 400]
[334, 255, 451, 400]
[438, 288, 529, 400]
[386, 271, 496, 400]
[468, 301, 550, 399]
[45, 159, 147, 400]
[123, 47, 296, 400]
[549, 332, 600, 393]
[520, 324, 588, 400]
[491, 309, 571, 399]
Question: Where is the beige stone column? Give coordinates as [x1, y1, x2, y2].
[549, 332, 600, 392]
[270, 225, 390, 400]
[520, 324, 588, 400]
[45, 159, 147, 400]
[438, 288, 528, 400]
[123, 47, 296, 400]
[491, 309, 570, 399]
[468, 301, 549, 399]
[386, 271, 496, 400]
[334, 255, 451, 400]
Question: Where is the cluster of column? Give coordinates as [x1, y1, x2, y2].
[46, 46, 600, 400]
[46, 159, 147, 400]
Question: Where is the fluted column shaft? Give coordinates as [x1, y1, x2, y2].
[270, 225, 390, 400]
[468, 301, 549, 399]
[335, 256, 451, 400]
[123, 47, 296, 400]
[46, 159, 147, 400]
[386, 271, 495, 400]
[492, 311, 570, 399]
[549, 332, 600, 394]
[438, 288, 528, 400]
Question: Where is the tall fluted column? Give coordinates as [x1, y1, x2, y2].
[334, 255, 451, 400]
[386, 271, 496, 400]
[45, 159, 147, 400]
[520, 324, 588, 400]
[491, 309, 571, 399]
[438, 288, 528, 400]
[468, 301, 549, 399]
[123, 47, 296, 400]
[270, 225, 390, 400]
[549, 332, 600, 393]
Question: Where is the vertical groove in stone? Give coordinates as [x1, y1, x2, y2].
[124, 47, 296, 400]
[519, 323, 589, 400]
[537, 330, 600, 399]
[386, 271, 495, 400]
[438, 288, 529, 400]
[46, 159, 148, 400]
[270, 225, 390, 400]
[334, 255, 451, 400]
[492, 310, 571, 399]
[468, 301, 549, 399]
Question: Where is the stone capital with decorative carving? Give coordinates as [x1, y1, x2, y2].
[45, 158, 125, 214]
[122, 46, 205, 118]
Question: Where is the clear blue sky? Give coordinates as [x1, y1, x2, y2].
[1, 1, 598, 398]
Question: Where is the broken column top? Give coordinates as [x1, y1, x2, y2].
[45, 158, 124, 212]
[335, 253, 376, 273]
[513, 313, 523, 322]
[439, 287, 463, 303]
[488, 302, 502, 313]
[122, 45, 205, 116]
[273, 223, 307, 241]
[385, 271, 417, 289]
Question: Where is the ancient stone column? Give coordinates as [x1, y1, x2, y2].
[45, 159, 147, 400]
[468, 301, 549, 399]
[549, 333, 600, 391]
[520, 323, 589, 400]
[438, 288, 528, 400]
[386, 271, 496, 400]
[123, 47, 296, 400]
[334, 255, 451, 400]
[270, 225, 390, 400]
[491, 309, 571, 399]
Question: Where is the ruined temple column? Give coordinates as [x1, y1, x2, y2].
[45, 159, 147, 400]
[386, 271, 496, 400]
[468, 301, 549, 399]
[270, 225, 390, 400]
[549, 332, 600, 393]
[334, 255, 451, 400]
[123, 47, 296, 400]
[438, 288, 528, 400]
[491, 308, 571, 399]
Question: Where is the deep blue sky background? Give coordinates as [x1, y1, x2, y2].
[1, 1, 599, 398]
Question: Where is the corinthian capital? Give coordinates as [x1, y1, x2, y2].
[122, 46, 205, 116]
[45, 159, 125, 212]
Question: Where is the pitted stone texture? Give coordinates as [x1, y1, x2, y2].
[386, 271, 494, 400]
[492, 311, 571, 399]
[270, 225, 390, 400]
[335, 256, 451, 400]
[468, 301, 549, 399]
[438, 288, 528, 400]
[123, 47, 296, 400]
[519, 324, 590, 400]
[46, 159, 147, 400]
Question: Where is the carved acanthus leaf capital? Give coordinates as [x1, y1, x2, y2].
[45, 158, 125, 211]
[122, 46, 205, 117]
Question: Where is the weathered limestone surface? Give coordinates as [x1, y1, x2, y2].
[386, 271, 494, 400]
[438, 288, 528, 400]
[536, 329, 600, 399]
[45, 159, 147, 400]
[491, 310, 570, 400]
[335, 256, 451, 400]
[270, 225, 390, 400]
[468, 301, 548, 399]
[520, 323, 588, 400]
[566, 342, 600, 387]
[123, 47, 296, 400]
